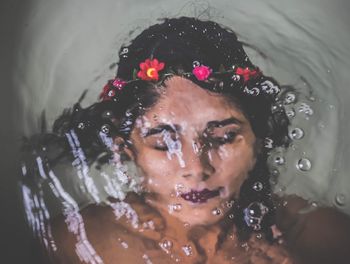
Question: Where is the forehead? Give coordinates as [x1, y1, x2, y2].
[141, 77, 247, 129]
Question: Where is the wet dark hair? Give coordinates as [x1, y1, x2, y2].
[25, 17, 290, 242]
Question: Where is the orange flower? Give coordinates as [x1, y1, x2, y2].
[137, 58, 165, 81]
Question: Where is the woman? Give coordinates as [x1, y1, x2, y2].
[23, 17, 350, 263]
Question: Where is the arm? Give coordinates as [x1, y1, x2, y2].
[276, 195, 350, 264]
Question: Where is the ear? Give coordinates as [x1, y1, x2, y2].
[114, 136, 135, 161]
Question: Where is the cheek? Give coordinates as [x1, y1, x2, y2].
[135, 150, 178, 191]
[213, 141, 256, 185]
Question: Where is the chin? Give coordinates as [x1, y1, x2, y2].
[177, 207, 224, 227]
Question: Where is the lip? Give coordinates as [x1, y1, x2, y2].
[180, 188, 221, 204]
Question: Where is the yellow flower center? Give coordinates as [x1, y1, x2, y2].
[147, 68, 156, 78]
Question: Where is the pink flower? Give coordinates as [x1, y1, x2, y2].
[112, 78, 127, 90]
[192, 65, 212, 81]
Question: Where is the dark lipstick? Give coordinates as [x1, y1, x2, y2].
[180, 188, 220, 203]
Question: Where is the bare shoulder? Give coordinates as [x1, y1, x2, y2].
[49, 204, 148, 263]
[275, 195, 350, 264]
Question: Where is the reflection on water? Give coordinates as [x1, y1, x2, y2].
[15, 0, 350, 263]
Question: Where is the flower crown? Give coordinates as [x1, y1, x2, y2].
[100, 58, 280, 101]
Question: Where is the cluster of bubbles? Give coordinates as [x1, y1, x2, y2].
[270, 91, 314, 179]
[243, 202, 269, 231]
[270, 89, 346, 208]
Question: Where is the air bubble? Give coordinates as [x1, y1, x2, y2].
[212, 208, 221, 216]
[289, 128, 304, 140]
[174, 183, 185, 196]
[274, 156, 285, 165]
[226, 200, 234, 208]
[77, 122, 85, 129]
[272, 169, 279, 177]
[243, 202, 269, 231]
[228, 214, 234, 219]
[168, 203, 182, 212]
[286, 110, 295, 118]
[102, 111, 113, 118]
[298, 103, 314, 116]
[232, 75, 240, 81]
[284, 92, 296, 104]
[101, 124, 110, 134]
[296, 158, 312, 171]
[120, 47, 129, 55]
[192, 61, 200, 68]
[160, 239, 173, 250]
[335, 193, 346, 206]
[182, 245, 193, 256]
[252, 182, 263, 192]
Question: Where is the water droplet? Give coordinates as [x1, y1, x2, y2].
[252, 182, 263, 192]
[335, 193, 346, 206]
[272, 169, 279, 177]
[298, 103, 314, 116]
[102, 110, 113, 118]
[289, 128, 304, 140]
[274, 156, 285, 165]
[120, 47, 129, 55]
[296, 158, 312, 171]
[192, 61, 200, 68]
[182, 245, 193, 256]
[284, 92, 296, 104]
[168, 203, 182, 212]
[226, 200, 234, 208]
[286, 109, 295, 118]
[212, 208, 221, 216]
[77, 122, 85, 129]
[161, 240, 173, 249]
[243, 202, 269, 231]
[101, 124, 110, 134]
[108, 90, 115, 97]
[264, 137, 273, 148]
[184, 222, 190, 228]
[174, 183, 185, 196]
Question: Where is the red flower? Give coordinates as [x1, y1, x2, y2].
[192, 65, 212, 81]
[99, 78, 126, 101]
[235, 67, 261, 82]
[137, 58, 165, 81]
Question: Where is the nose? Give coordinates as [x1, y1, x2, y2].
[181, 140, 215, 181]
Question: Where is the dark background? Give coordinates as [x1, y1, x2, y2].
[0, 1, 41, 263]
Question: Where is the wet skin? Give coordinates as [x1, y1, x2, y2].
[48, 76, 350, 264]
[127, 76, 259, 226]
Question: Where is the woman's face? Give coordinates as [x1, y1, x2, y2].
[128, 76, 258, 226]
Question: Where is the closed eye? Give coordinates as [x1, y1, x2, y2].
[209, 130, 238, 145]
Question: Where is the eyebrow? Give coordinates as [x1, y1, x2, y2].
[206, 117, 242, 129]
[143, 117, 241, 137]
[143, 124, 180, 137]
